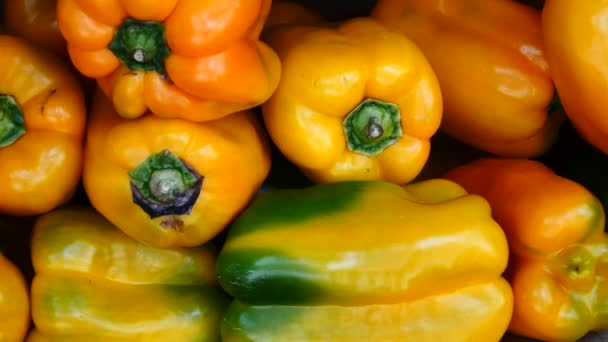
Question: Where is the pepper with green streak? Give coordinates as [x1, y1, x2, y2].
[217, 179, 514, 342]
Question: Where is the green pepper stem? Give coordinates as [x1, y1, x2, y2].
[109, 18, 170, 74]
[0, 95, 25, 148]
[343, 98, 402, 156]
[129, 150, 203, 220]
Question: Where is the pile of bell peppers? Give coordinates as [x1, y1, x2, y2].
[0, 0, 608, 341]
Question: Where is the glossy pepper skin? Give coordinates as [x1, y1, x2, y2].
[445, 159, 608, 342]
[262, 17, 442, 185]
[542, 1, 608, 156]
[4, 0, 66, 57]
[372, 0, 564, 157]
[56, 0, 281, 122]
[83, 91, 271, 248]
[217, 180, 513, 341]
[0, 253, 30, 342]
[27, 207, 228, 341]
[0, 35, 86, 216]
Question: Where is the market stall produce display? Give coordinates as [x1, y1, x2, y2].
[1, 0, 608, 341]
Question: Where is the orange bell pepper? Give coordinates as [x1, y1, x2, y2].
[372, 0, 564, 157]
[542, 0, 608, 156]
[0, 35, 86, 216]
[4, 0, 67, 57]
[445, 158, 608, 342]
[0, 252, 30, 341]
[56, 0, 281, 122]
[83, 90, 271, 248]
[261, 16, 442, 185]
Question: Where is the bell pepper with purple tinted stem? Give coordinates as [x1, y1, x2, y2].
[83, 90, 271, 248]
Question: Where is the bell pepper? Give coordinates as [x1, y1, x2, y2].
[83, 90, 270, 248]
[542, 1, 608, 156]
[0, 252, 30, 342]
[261, 16, 443, 185]
[217, 179, 513, 341]
[372, 0, 564, 157]
[0, 34, 86, 216]
[56, 0, 280, 122]
[444, 158, 608, 342]
[4, 0, 66, 57]
[27, 207, 228, 341]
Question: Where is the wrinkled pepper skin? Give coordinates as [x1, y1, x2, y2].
[83, 91, 271, 248]
[4, 0, 66, 57]
[56, 0, 281, 121]
[217, 180, 513, 342]
[0, 35, 86, 216]
[542, 0, 608, 156]
[262, 17, 442, 185]
[0, 253, 30, 342]
[27, 207, 229, 341]
[445, 159, 608, 342]
[372, 0, 564, 157]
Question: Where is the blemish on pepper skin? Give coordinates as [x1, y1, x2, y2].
[161, 216, 185, 231]
[40, 89, 57, 115]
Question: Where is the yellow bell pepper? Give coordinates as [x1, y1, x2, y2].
[218, 179, 513, 341]
[0, 252, 30, 342]
[372, 0, 564, 157]
[0, 34, 87, 216]
[28, 207, 228, 341]
[83, 90, 271, 248]
[261, 16, 442, 185]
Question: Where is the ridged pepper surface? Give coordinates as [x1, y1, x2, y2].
[84, 91, 270, 248]
[56, 0, 281, 121]
[261, 16, 442, 185]
[28, 207, 228, 341]
[446, 159, 608, 342]
[218, 179, 513, 342]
